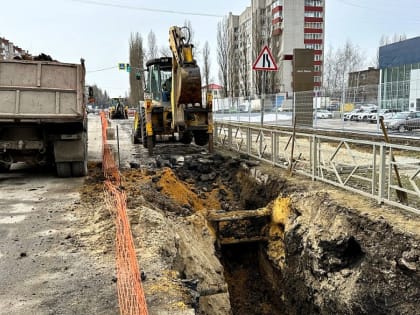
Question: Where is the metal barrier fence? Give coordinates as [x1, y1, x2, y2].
[215, 121, 420, 214]
[212, 85, 420, 137]
[100, 112, 149, 315]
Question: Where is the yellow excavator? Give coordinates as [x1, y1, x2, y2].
[132, 26, 213, 155]
[109, 98, 128, 119]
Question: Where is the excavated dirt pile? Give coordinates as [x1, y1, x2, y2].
[79, 140, 420, 314]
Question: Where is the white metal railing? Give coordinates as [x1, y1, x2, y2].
[215, 121, 420, 214]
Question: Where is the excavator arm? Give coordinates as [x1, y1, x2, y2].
[168, 26, 202, 116]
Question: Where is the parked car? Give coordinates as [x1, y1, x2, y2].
[344, 109, 363, 121]
[368, 109, 400, 123]
[384, 111, 420, 132]
[315, 109, 333, 119]
[356, 109, 377, 121]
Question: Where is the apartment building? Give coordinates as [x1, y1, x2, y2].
[0, 37, 26, 60]
[227, 0, 324, 96]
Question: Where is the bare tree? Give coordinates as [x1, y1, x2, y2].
[227, 20, 239, 98]
[268, 28, 280, 94]
[239, 31, 250, 97]
[252, 9, 266, 95]
[202, 41, 211, 92]
[146, 30, 158, 60]
[159, 45, 171, 57]
[89, 84, 110, 108]
[323, 40, 365, 92]
[129, 32, 144, 105]
[217, 17, 228, 97]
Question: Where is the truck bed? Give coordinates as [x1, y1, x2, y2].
[0, 60, 85, 121]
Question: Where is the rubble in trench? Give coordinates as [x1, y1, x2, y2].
[78, 145, 420, 315]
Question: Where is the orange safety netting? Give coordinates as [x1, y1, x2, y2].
[100, 112, 149, 315]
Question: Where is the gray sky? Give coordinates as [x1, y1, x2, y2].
[1, 0, 419, 97]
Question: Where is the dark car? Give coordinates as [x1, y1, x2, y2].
[384, 111, 420, 132]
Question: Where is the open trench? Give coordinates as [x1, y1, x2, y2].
[74, 118, 419, 314]
[125, 145, 297, 314]
[122, 143, 419, 315]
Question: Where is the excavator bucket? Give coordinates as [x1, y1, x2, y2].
[176, 66, 202, 106]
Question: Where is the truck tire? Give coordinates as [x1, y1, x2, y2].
[71, 161, 88, 177]
[180, 131, 193, 144]
[56, 162, 71, 178]
[0, 163, 11, 172]
[194, 131, 209, 146]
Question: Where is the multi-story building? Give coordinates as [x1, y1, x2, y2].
[347, 67, 380, 105]
[379, 36, 420, 111]
[226, 0, 325, 97]
[0, 37, 27, 60]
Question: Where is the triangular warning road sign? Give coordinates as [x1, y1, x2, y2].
[252, 45, 278, 71]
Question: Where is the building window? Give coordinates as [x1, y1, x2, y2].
[304, 33, 322, 39]
[305, 44, 323, 50]
[304, 22, 323, 29]
[304, 11, 323, 18]
[273, 11, 282, 19]
[305, 0, 323, 6]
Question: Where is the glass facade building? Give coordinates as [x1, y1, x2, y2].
[379, 36, 420, 111]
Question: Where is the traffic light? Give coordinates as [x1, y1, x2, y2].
[126, 63, 131, 72]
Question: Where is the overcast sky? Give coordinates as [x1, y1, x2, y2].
[1, 0, 419, 97]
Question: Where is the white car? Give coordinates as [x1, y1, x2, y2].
[368, 109, 400, 123]
[315, 110, 333, 119]
[344, 109, 363, 121]
[356, 109, 377, 122]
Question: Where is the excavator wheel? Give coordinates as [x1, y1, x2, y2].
[179, 131, 193, 144]
[193, 131, 209, 146]
[132, 131, 140, 144]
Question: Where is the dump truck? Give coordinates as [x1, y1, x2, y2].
[132, 26, 213, 155]
[0, 59, 88, 177]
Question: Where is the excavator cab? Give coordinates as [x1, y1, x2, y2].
[132, 26, 213, 155]
[132, 57, 175, 150]
[145, 57, 172, 104]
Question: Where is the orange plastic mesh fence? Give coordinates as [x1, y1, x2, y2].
[100, 112, 149, 315]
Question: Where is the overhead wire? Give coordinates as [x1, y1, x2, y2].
[334, 0, 420, 22]
[87, 66, 117, 73]
[68, 0, 224, 17]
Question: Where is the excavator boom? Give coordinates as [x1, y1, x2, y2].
[169, 26, 202, 106]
